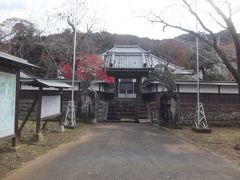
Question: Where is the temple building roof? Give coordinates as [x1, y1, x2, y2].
[102, 45, 152, 69]
[102, 45, 193, 75]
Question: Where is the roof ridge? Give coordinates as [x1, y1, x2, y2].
[114, 44, 140, 48]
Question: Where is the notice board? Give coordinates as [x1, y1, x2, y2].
[41, 95, 61, 119]
[0, 71, 16, 139]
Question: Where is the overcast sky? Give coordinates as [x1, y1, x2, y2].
[0, 0, 239, 40]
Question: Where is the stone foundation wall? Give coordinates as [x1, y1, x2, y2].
[179, 93, 240, 126]
[143, 92, 240, 127]
[19, 90, 106, 124]
[148, 101, 160, 123]
[94, 92, 112, 122]
[18, 99, 38, 120]
[179, 103, 240, 126]
[95, 100, 109, 122]
[19, 90, 240, 126]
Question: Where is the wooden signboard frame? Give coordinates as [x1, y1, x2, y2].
[0, 51, 37, 147]
[18, 79, 71, 140]
[35, 87, 63, 136]
[0, 66, 20, 147]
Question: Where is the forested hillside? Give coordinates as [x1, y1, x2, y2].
[0, 17, 233, 80]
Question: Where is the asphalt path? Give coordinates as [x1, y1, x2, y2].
[5, 123, 240, 180]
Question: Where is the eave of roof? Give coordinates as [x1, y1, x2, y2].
[20, 78, 82, 83]
[0, 51, 38, 69]
[150, 80, 238, 86]
[109, 44, 147, 52]
[106, 67, 154, 71]
[25, 79, 72, 88]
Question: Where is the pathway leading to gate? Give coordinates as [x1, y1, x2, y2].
[5, 123, 240, 180]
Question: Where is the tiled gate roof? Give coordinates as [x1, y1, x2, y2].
[102, 45, 193, 75]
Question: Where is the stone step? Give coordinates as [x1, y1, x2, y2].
[137, 110, 148, 113]
[107, 99, 149, 121]
[108, 109, 147, 113]
[139, 119, 151, 123]
[108, 107, 147, 111]
[107, 116, 121, 120]
[107, 114, 148, 119]
[109, 105, 146, 109]
[138, 116, 149, 119]
[137, 107, 147, 110]
[107, 115, 137, 120]
[109, 101, 146, 105]
[108, 108, 136, 111]
[104, 118, 138, 123]
[108, 112, 137, 116]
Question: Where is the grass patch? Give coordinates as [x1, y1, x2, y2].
[0, 121, 91, 179]
[169, 126, 240, 165]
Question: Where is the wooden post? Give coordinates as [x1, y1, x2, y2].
[137, 77, 142, 99]
[114, 77, 119, 99]
[36, 86, 42, 134]
[33, 86, 44, 141]
[59, 88, 63, 126]
[93, 92, 98, 123]
[12, 69, 20, 147]
[135, 78, 139, 98]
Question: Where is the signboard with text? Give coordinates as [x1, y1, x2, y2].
[0, 71, 16, 139]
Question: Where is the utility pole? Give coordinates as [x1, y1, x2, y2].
[64, 24, 77, 128]
[192, 0, 211, 133]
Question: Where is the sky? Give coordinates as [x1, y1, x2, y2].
[0, 0, 240, 40]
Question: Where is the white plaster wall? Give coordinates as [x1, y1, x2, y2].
[179, 84, 218, 93]
[220, 85, 238, 94]
[179, 84, 197, 93]
[199, 85, 218, 93]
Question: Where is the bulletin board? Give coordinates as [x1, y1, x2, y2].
[40, 95, 61, 119]
[0, 71, 16, 139]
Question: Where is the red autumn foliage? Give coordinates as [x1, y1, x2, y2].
[62, 63, 72, 79]
[62, 54, 114, 84]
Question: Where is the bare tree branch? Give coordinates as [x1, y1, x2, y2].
[207, 12, 226, 29]
[145, 0, 240, 84]
[0, 31, 15, 40]
[207, 0, 240, 71]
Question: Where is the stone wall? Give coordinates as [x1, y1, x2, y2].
[179, 103, 240, 126]
[19, 89, 240, 126]
[179, 93, 240, 126]
[148, 102, 160, 123]
[18, 99, 37, 120]
[95, 100, 109, 122]
[143, 93, 160, 123]
[18, 90, 110, 123]
[94, 92, 113, 122]
[143, 92, 240, 127]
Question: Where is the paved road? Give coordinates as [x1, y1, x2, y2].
[5, 123, 240, 180]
